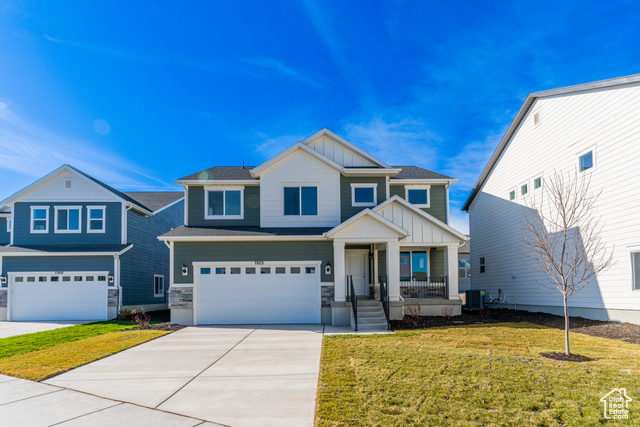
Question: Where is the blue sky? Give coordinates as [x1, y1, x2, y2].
[0, 0, 639, 232]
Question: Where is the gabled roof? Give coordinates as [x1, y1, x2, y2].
[0, 244, 132, 255]
[303, 128, 391, 168]
[177, 166, 256, 182]
[250, 142, 344, 178]
[374, 195, 468, 242]
[159, 226, 330, 240]
[324, 208, 410, 238]
[122, 192, 184, 212]
[462, 73, 640, 211]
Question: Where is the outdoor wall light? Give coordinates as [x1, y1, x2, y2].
[108, 275, 114, 283]
[0, 276, 6, 285]
[181, 264, 189, 276]
[325, 262, 332, 275]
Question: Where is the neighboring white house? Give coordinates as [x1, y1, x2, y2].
[462, 73, 640, 324]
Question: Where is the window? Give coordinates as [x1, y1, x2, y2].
[230, 267, 241, 274]
[579, 151, 594, 172]
[351, 184, 377, 207]
[200, 267, 211, 275]
[290, 267, 301, 274]
[6, 218, 11, 233]
[458, 259, 471, 278]
[261, 267, 271, 274]
[30, 206, 49, 233]
[534, 177, 542, 190]
[245, 267, 256, 274]
[284, 186, 318, 216]
[400, 251, 428, 281]
[215, 267, 226, 274]
[405, 186, 430, 207]
[154, 275, 165, 297]
[479, 257, 486, 273]
[14, 277, 23, 282]
[275, 267, 286, 274]
[632, 252, 640, 290]
[87, 206, 106, 233]
[521, 184, 528, 196]
[55, 206, 81, 233]
[205, 187, 244, 219]
[509, 190, 516, 201]
[51, 276, 59, 282]
[305, 267, 316, 274]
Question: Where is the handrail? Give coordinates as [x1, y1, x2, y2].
[347, 275, 357, 331]
[378, 275, 391, 330]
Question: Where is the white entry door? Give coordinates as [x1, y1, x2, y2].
[346, 251, 368, 296]
[196, 263, 321, 325]
[10, 272, 109, 321]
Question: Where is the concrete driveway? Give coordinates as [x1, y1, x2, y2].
[0, 321, 92, 338]
[45, 324, 324, 427]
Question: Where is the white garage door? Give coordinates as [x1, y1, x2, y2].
[10, 272, 109, 321]
[196, 263, 321, 325]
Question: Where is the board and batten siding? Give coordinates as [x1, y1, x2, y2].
[187, 185, 260, 226]
[17, 170, 122, 203]
[12, 202, 122, 246]
[377, 202, 459, 245]
[389, 184, 447, 223]
[469, 81, 640, 316]
[307, 134, 377, 167]
[260, 149, 341, 227]
[2, 256, 114, 276]
[120, 201, 183, 306]
[173, 240, 334, 284]
[340, 176, 387, 222]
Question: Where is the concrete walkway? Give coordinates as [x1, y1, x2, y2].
[45, 324, 324, 427]
[0, 374, 222, 426]
[0, 321, 93, 339]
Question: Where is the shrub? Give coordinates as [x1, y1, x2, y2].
[131, 309, 150, 329]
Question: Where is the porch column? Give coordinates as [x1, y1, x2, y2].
[386, 241, 401, 301]
[446, 244, 459, 300]
[333, 241, 346, 302]
[373, 248, 379, 283]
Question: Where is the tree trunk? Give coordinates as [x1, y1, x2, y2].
[564, 295, 570, 355]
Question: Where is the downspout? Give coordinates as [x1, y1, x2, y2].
[113, 254, 122, 313]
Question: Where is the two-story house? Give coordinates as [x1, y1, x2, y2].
[463, 73, 640, 325]
[160, 129, 466, 328]
[0, 165, 184, 321]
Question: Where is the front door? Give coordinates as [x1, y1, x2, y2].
[346, 251, 368, 296]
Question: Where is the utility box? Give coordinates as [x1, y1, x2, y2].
[465, 290, 485, 310]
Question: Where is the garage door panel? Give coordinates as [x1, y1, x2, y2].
[197, 264, 320, 325]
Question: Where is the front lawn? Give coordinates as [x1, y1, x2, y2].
[316, 323, 640, 426]
[0, 321, 170, 381]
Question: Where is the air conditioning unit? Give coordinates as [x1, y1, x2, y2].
[465, 290, 485, 310]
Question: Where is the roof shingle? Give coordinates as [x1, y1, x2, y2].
[122, 192, 183, 212]
[161, 226, 331, 238]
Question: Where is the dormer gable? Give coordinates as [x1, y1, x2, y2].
[303, 128, 390, 168]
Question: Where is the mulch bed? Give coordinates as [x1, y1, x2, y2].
[128, 322, 185, 332]
[392, 308, 640, 345]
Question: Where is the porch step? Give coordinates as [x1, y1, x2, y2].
[354, 300, 388, 331]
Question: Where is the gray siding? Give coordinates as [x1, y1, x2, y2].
[340, 176, 387, 222]
[0, 218, 9, 245]
[120, 201, 184, 306]
[430, 249, 445, 277]
[188, 185, 260, 227]
[13, 202, 122, 246]
[174, 240, 334, 284]
[389, 184, 447, 223]
[2, 255, 114, 276]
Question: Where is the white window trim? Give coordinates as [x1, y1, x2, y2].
[631, 250, 640, 291]
[87, 206, 106, 233]
[520, 181, 529, 197]
[6, 217, 11, 233]
[204, 186, 244, 220]
[30, 206, 49, 234]
[479, 256, 486, 274]
[54, 206, 82, 234]
[405, 185, 431, 208]
[283, 186, 319, 217]
[154, 274, 165, 297]
[577, 146, 596, 174]
[533, 174, 543, 191]
[508, 188, 517, 201]
[351, 183, 377, 207]
[399, 249, 430, 280]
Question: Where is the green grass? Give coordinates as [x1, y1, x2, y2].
[0, 321, 135, 359]
[316, 323, 640, 426]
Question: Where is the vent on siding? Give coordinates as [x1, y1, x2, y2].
[65, 179, 72, 189]
[533, 111, 541, 126]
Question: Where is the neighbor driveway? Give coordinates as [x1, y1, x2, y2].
[45, 324, 324, 427]
[0, 321, 92, 338]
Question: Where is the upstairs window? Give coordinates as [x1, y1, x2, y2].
[205, 188, 243, 219]
[284, 186, 318, 216]
[6, 218, 11, 233]
[579, 151, 594, 172]
[154, 275, 165, 297]
[87, 206, 106, 233]
[406, 186, 430, 207]
[30, 207, 49, 233]
[351, 184, 377, 207]
[521, 184, 528, 196]
[509, 190, 516, 201]
[55, 206, 81, 233]
[534, 177, 542, 190]
[479, 257, 486, 273]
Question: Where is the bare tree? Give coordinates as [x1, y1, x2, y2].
[519, 170, 614, 355]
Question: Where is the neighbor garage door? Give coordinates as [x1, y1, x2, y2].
[9, 272, 109, 321]
[196, 263, 321, 324]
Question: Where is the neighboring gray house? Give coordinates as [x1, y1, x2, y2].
[160, 129, 466, 328]
[0, 165, 183, 321]
[458, 236, 471, 293]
